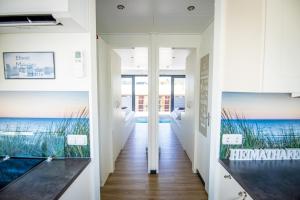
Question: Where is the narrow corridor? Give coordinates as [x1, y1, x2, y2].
[101, 123, 207, 200]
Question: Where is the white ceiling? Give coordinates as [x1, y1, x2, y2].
[96, 0, 214, 34]
[114, 48, 190, 71]
[114, 48, 148, 70]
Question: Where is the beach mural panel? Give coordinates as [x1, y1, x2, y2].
[0, 91, 90, 158]
[220, 92, 300, 159]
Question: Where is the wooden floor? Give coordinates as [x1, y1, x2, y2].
[101, 123, 208, 200]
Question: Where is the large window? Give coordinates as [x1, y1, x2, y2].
[121, 77, 133, 110]
[121, 75, 148, 112]
[160, 75, 185, 112]
[159, 77, 171, 112]
[174, 77, 185, 110]
[121, 75, 185, 113]
[135, 76, 148, 112]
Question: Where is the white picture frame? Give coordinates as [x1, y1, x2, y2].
[3, 52, 55, 79]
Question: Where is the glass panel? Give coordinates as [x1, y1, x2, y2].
[135, 77, 148, 112]
[121, 77, 133, 111]
[0, 118, 65, 158]
[159, 77, 171, 112]
[0, 113, 90, 158]
[174, 78, 185, 110]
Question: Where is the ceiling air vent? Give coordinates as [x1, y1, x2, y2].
[0, 15, 61, 27]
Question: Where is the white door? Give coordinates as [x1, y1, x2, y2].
[97, 40, 123, 186]
[196, 53, 212, 192]
[184, 49, 197, 167]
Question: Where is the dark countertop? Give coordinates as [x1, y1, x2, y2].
[0, 158, 90, 200]
[220, 159, 300, 200]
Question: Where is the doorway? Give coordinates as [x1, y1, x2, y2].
[158, 47, 197, 173]
[98, 46, 150, 186]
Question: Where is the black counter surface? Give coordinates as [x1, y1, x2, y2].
[0, 158, 90, 200]
[220, 159, 300, 200]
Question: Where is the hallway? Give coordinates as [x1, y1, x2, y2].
[101, 123, 208, 200]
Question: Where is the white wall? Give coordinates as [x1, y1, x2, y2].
[86, 0, 101, 199]
[97, 37, 114, 186]
[208, 0, 226, 198]
[98, 39, 132, 186]
[0, 33, 89, 91]
[196, 22, 214, 192]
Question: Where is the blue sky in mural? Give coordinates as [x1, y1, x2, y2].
[0, 91, 88, 118]
[0, 91, 89, 132]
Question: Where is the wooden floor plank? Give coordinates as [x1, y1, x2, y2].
[101, 123, 208, 200]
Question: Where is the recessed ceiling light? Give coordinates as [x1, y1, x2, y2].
[187, 5, 195, 11]
[117, 4, 125, 10]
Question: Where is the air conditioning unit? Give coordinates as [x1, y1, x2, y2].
[0, 0, 88, 33]
[0, 15, 60, 27]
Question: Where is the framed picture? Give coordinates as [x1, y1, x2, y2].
[199, 54, 209, 136]
[3, 52, 55, 79]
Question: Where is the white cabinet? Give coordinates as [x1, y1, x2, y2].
[222, 0, 265, 92]
[263, 0, 300, 92]
[222, 0, 300, 93]
[217, 164, 253, 200]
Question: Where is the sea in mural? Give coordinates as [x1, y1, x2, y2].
[220, 93, 300, 159]
[0, 91, 90, 158]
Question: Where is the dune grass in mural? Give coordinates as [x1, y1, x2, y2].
[0, 108, 90, 158]
[220, 109, 300, 159]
